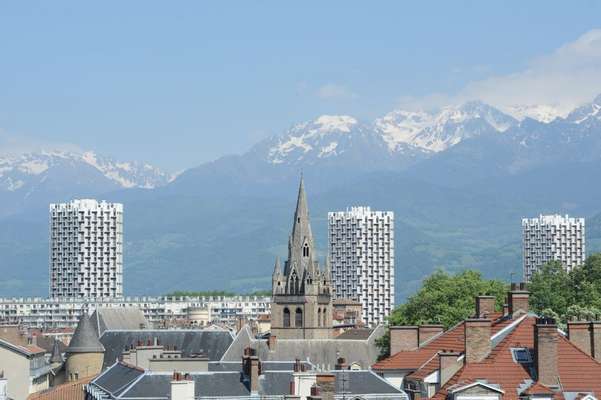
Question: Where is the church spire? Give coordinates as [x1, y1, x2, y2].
[273, 256, 281, 275]
[286, 175, 315, 278]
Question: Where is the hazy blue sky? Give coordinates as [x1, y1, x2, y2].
[1, 1, 601, 170]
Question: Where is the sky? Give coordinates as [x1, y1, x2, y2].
[1, 1, 601, 171]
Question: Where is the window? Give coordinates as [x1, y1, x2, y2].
[283, 308, 290, 327]
[295, 307, 303, 327]
[511, 347, 532, 363]
[303, 243, 310, 257]
[317, 308, 322, 327]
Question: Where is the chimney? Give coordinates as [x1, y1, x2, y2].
[170, 372, 195, 400]
[475, 296, 496, 318]
[268, 335, 277, 350]
[502, 304, 509, 316]
[567, 319, 592, 357]
[535, 317, 559, 388]
[389, 326, 418, 354]
[335, 357, 348, 370]
[418, 325, 444, 346]
[592, 321, 601, 363]
[315, 374, 336, 400]
[464, 319, 491, 363]
[438, 351, 463, 387]
[242, 347, 260, 395]
[508, 282, 529, 316]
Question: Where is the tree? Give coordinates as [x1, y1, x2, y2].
[528, 261, 573, 318]
[377, 269, 506, 358]
[388, 269, 506, 329]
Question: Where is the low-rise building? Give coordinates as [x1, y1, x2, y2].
[0, 337, 52, 400]
[0, 296, 270, 329]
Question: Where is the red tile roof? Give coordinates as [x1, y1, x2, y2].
[432, 316, 601, 400]
[28, 376, 94, 400]
[372, 312, 513, 372]
[523, 382, 555, 396]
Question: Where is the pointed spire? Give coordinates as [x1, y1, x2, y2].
[273, 256, 281, 275]
[50, 339, 63, 364]
[67, 313, 105, 354]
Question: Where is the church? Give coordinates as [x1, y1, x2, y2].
[271, 176, 333, 339]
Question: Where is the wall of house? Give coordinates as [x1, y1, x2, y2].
[0, 347, 32, 400]
[381, 371, 407, 390]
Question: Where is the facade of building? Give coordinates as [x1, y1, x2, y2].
[49, 199, 124, 299]
[0, 337, 52, 400]
[328, 206, 394, 326]
[0, 296, 270, 329]
[271, 177, 333, 339]
[522, 214, 585, 281]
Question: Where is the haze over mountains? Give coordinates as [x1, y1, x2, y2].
[2, 95, 601, 300]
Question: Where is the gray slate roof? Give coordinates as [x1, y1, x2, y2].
[335, 328, 375, 340]
[99, 329, 234, 369]
[88, 360, 405, 399]
[67, 313, 105, 354]
[221, 325, 385, 369]
[90, 308, 150, 337]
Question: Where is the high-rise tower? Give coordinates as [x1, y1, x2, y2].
[271, 177, 332, 339]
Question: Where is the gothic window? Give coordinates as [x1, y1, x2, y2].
[295, 307, 303, 327]
[283, 308, 290, 327]
[303, 243, 309, 257]
[317, 308, 322, 327]
[322, 308, 327, 327]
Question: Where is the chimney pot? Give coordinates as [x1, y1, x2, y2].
[508, 283, 529, 317]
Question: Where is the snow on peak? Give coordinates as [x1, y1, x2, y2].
[503, 104, 565, 123]
[313, 115, 357, 133]
[267, 115, 359, 164]
[375, 101, 516, 152]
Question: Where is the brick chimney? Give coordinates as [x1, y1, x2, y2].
[508, 282, 529, 316]
[315, 374, 335, 400]
[268, 334, 277, 350]
[418, 325, 444, 346]
[475, 296, 496, 318]
[535, 317, 559, 388]
[390, 326, 418, 354]
[242, 347, 261, 395]
[335, 357, 348, 370]
[438, 351, 463, 387]
[170, 372, 195, 400]
[592, 321, 601, 363]
[567, 319, 592, 356]
[464, 319, 491, 363]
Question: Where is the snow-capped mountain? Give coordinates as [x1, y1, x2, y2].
[376, 101, 517, 153]
[566, 94, 601, 123]
[503, 104, 566, 123]
[0, 151, 173, 193]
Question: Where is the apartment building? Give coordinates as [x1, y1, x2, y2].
[328, 206, 394, 326]
[49, 199, 123, 298]
[0, 296, 270, 328]
[522, 214, 585, 281]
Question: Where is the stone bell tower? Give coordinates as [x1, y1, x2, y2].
[271, 176, 332, 339]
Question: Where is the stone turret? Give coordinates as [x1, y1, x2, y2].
[65, 313, 105, 381]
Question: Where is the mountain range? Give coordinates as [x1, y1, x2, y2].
[1, 95, 601, 301]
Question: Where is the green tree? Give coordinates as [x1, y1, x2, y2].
[528, 261, 573, 318]
[377, 269, 506, 358]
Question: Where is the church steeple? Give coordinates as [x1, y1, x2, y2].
[286, 175, 315, 279]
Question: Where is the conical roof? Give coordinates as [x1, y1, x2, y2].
[273, 256, 281, 275]
[67, 313, 105, 354]
[286, 175, 316, 279]
[49, 339, 63, 364]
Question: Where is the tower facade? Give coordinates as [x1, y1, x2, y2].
[271, 178, 333, 339]
[328, 206, 394, 326]
[49, 199, 123, 298]
[522, 214, 585, 282]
